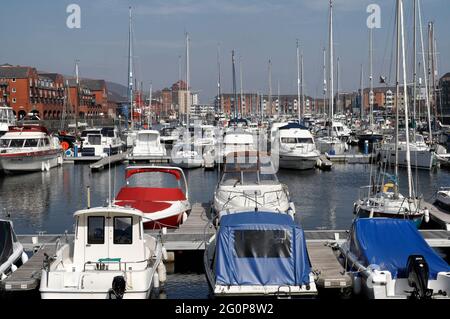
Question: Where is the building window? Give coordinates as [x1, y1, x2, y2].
[12, 98, 16, 103]
[12, 78, 16, 82]
[12, 88, 16, 93]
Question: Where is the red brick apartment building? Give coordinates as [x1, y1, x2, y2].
[0, 64, 65, 119]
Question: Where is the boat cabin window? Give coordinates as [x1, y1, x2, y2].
[281, 137, 313, 144]
[9, 139, 25, 148]
[40, 138, 49, 147]
[24, 139, 39, 147]
[101, 128, 115, 137]
[0, 139, 11, 147]
[234, 229, 292, 258]
[87, 134, 102, 145]
[81, 130, 101, 138]
[87, 216, 105, 244]
[113, 217, 133, 245]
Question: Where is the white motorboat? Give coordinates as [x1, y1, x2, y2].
[0, 105, 16, 137]
[339, 218, 450, 299]
[80, 127, 124, 157]
[213, 151, 295, 221]
[0, 125, 63, 173]
[272, 123, 320, 170]
[0, 219, 28, 281]
[315, 133, 347, 155]
[435, 187, 450, 213]
[115, 166, 191, 229]
[131, 130, 166, 157]
[216, 129, 257, 164]
[204, 212, 317, 297]
[171, 142, 204, 169]
[377, 133, 436, 170]
[159, 126, 180, 146]
[40, 205, 167, 299]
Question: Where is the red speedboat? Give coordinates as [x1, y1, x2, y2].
[115, 166, 191, 229]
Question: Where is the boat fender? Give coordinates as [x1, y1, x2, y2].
[21, 252, 29, 264]
[424, 209, 430, 223]
[153, 272, 160, 289]
[11, 264, 17, 273]
[109, 276, 126, 299]
[182, 212, 188, 224]
[353, 274, 362, 295]
[0, 273, 6, 281]
[162, 247, 168, 261]
[158, 262, 167, 284]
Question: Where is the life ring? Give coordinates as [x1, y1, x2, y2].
[60, 141, 70, 151]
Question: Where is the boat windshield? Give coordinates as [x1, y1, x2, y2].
[81, 130, 101, 138]
[0, 108, 15, 124]
[234, 229, 292, 258]
[281, 137, 313, 144]
[7, 139, 25, 148]
[222, 155, 278, 185]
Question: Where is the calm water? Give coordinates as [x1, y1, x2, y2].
[1, 162, 449, 298]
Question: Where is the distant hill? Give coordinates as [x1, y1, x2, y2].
[106, 81, 128, 100]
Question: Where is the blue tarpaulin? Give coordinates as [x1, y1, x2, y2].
[350, 218, 450, 279]
[215, 212, 311, 286]
[279, 123, 308, 131]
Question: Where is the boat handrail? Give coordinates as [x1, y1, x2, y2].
[82, 257, 154, 272]
[219, 188, 289, 211]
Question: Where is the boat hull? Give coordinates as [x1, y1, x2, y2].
[356, 208, 423, 228]
[0, 151, 62, 172]
[379, 149, 435, 170]
[279, 154, 319, 170]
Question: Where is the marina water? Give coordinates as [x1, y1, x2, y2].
[1, 162, 449, 298]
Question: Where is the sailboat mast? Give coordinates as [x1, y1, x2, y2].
[240, 57, 244, 117]
[75, 60, 79, 136]
[127, 7, 134, 131]
[231, 50, 238, 121]
[360, 64, 364, 121]
[185, 32, 190, 128]
[217, 44, 222, 114]
[328, 0, 334, 133]
[301, 51, 305, 118]
[148, 82, 152, 126]
[296, 40, 301, 121]
[323, 48, 327, 116]
[337, 57, 340, 115]
[418, 0, 433, 145]
[277, 80, 280, 117]
[412, 0, 418, 137]
[369, 27, 374, 128]
[268, 59, 272, 118]
[394, 0, 400, 197]
[400, 0, 413, 198]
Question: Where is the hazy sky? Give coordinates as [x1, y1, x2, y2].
[1, 0, 448, 102]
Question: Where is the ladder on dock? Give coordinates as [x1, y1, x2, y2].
[1, 245, 54, 292]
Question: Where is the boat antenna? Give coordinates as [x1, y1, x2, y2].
[128, 6, 134, 131]
[297, 39, 301, 122]
[232, 50, 238, 122]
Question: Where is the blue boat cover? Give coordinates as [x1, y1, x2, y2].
[215, 212, 311, 286]
[278, 123, 308, 131]
[350, 218, 450, 279]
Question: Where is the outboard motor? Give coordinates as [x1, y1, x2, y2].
[109, 276, 126, 299]
[406, 255, 433, 300]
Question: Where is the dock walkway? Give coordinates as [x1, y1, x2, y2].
[423, 201, 450, 231]
[89, 152, 128, 171]
[1, 245, 54, 291]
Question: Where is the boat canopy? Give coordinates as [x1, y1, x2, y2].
[0, 220, 14, 265]
[215, 212, 311, 286]
[349, 218, 450, 279]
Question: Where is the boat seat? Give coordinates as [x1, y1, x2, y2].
[116, 187, 186, 201]
[115, 199, 173, 214]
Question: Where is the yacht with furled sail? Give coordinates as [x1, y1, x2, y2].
[353, 0, 429, 227]
[212, 151, 295, 222]
[315, 1, 347, 156]
[0, 125, 63, 173]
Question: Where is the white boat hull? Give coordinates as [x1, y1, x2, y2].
[279, 154, 319, 170]
[380, 149, 435, 170]
[0, 153, 62, 172]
